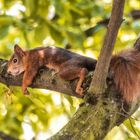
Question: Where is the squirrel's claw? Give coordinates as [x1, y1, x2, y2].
[76, 87, 84, 97]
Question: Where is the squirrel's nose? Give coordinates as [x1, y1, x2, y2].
[7, 70, 12, 74]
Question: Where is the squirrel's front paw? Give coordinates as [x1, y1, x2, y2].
[76, 87, 84, 97]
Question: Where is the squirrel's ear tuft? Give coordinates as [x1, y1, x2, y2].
[14, 44, 25, 56]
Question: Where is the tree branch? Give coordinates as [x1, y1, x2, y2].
[131, 10, 140, 20]
[84, 9, 140, 37]
[134, 36, 140, 50]
[85, 18, 110, 37]
[49, 96, 138, 140]
[88, 0, 125, 94]
[0, 59, 96, 98]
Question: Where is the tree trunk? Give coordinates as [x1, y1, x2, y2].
[49, 84, 139, 140]
[88, 0, 125, 94]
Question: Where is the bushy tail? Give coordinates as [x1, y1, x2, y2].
[110, 49, 140, 102]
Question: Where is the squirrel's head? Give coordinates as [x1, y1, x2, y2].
[7, 44, 26, 76]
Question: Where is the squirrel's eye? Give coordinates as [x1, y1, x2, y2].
[13, 59, 17, 63]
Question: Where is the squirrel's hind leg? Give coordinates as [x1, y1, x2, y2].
[59, 67, 88, 96]
[76, 68, 88, 96]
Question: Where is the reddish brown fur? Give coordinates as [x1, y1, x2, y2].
[110, 48, 140, 102]
[7, 45, 96, 96]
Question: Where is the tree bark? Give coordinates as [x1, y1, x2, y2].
[48, 66, 140, 140]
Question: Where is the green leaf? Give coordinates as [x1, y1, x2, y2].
[24, 0, 37, 16]
[66, 30, 85, 50]
[0, 15, 15, 25]
[0, 25, 10, 39]
[34, 22, 48, 43]
[47, 23, 64, 44]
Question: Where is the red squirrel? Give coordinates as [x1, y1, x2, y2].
[7, 44, 96, 96]
[7, 44, 140, 103]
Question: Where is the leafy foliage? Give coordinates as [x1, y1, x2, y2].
[0, 0, 140, 139]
